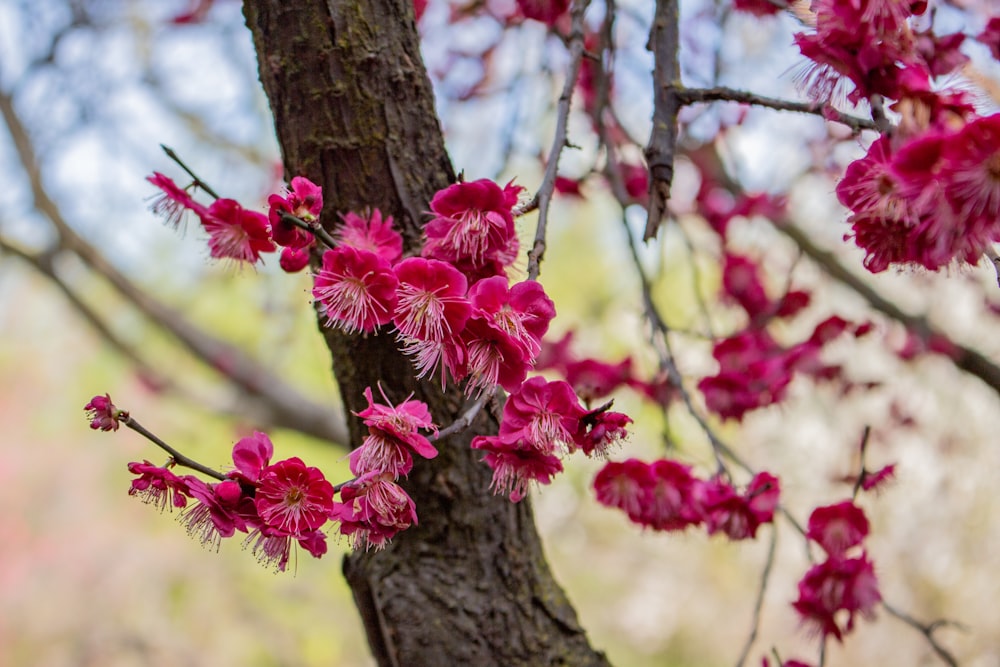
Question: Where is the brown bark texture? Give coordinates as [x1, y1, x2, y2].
[243, 1, 611, 665]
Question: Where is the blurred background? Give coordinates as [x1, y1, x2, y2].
[3, 1, 1000, 665]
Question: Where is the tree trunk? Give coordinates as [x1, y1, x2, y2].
[243, 1, 611, 664]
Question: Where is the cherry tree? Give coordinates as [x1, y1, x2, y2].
[5, 0, 1000, 664]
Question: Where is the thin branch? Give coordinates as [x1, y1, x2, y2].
[735, 525, 778, 667]
[882, 601, 963, 667]
[643, 0, 681, 241]
[161, 144, 221, 199]
[677, 86, 879, 133]
[124, 415, 227, 481]
[281, 211, 338, 249]
[524, 0, 592, 281]
[0, 86, 348, 445]
[432, 393, 491, 441]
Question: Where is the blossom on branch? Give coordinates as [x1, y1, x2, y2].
[84, 393, 126, 431]
[199, 198, 276, 265]
[312, 246, 399, 333]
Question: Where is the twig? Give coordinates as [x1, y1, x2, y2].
[432, 392, 491, 441]
[525, 0, 592, 281]
[0, 87, 348, 445]
[851, 425, 872, 499]
[734, 525, 778, 667]
[677, 87, 879, 133]
[124, 416, 227, 481]
[280, 211, 338, 248]
[161, 144, 221, 199]
[882, 601, 963, 667]
[643, 0, 682, 241]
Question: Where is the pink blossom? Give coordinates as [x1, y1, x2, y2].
[337, 209, 403, 264]
[806, 501, 870, 558]
[422, 179, 522, 273]
[279, 246, 312, 273]
[350, 386, 438, 477]
[593, 459, 652, 521]
[255, 457, 335, 534]
[312, 246, 399, 333]
[199, 198, 276, 264]
[595, 458, 703, 531]
[180, 478, 257, 551]
[147, 172, 209, 228]
[860, 463, 896, 493]
[462, 316, 532, 394]
[516, 0, 569, 26]
[565, 358, 632, 404]
[85, 393, 126, 431]
[574, 408, 632, 458]
[722, 254, 771, 322]
[392, 258, 472, 380]
[792, 553, 881, 641]
[267, 176, 323, 248]
[333, 472, 418, 550]
[498, 376, 585, 455]
[127, 461, 190, 511]
[471, 435, 563, 502]
[228, 431, 274, 485]
[732, 0, 782, 16]
[976, 17, 1000, 61]
[470, 277, 556, 361]
[698, 472, 779, 540]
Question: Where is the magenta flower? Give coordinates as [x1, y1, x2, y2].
[146, 172, 208, 228]
[84, 393, 126, 431]
[498, 376, 584, 455]
[422, 179, 522, 273]
[337, 209, 403, 264]
[806, 501, 870, 558]
[574, 408, 632, 458]
[279, 246, 312, 273]
[267, 175, 323, 248]
[792, 553, 881, 641]
[255, 457, 335, 534]
[228, 431, 274, 485]
[245, 525, 328, 572]
[180, 478, 256, 551]
[199, 198, 276, 264]
[593, 459, 653, 521]
[462, 316, 532, 394]
[516, 0, 569, 26]
[334, 472, 418, 550]
[127, 461, 191, 511]
[350, 385, 437, 477]
[470, 277, 555, 361]
[312, 246, 398, 333]
[564, 358, 632, 404]
[471, 435, 563, 502]
[698, 472, 779, 541]
[393, 258, 471, 343]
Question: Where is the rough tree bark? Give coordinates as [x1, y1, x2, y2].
[243, 1, 611, 665]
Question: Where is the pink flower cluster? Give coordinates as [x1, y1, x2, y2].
[125, 431, 334, 571]
[471, 376, 632, 501]
[593, 458, 780, 541]
[147, 173, 276, 265]
[698, 316, 868, 421]
[115, 386, 438, 566]
[793, 501, 881, 641]
[334, 386, 438, 550]
[313, 179, 560, 400]
[790, 2, 1000, 271]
